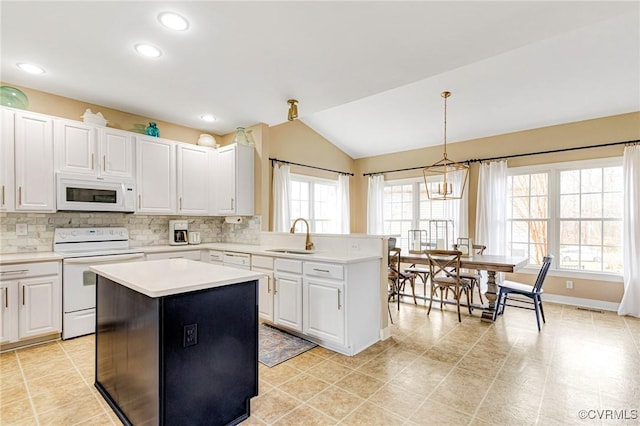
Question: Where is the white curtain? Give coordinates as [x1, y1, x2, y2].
[367, 175, 385, 234]
[443, 169, 469, 240]
[337, 174, 351, 234]
[618, 145, 640, 317]
[273, 163, 291, 232]
[475, 161, 508, 289]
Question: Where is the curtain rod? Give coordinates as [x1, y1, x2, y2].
[270, 157, 354, 176]
[362, 139, 638, 176]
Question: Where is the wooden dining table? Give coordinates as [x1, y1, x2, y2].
[400, 253, 529, 322]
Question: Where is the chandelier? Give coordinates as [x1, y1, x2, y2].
[423, 91, 469, 200]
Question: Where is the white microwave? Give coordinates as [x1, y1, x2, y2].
[56, 173, 136, 212]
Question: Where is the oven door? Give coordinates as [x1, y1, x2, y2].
[62, 253, 144, 339]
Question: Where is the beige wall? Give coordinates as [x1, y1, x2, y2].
[354, 112, 640, 304]
[265, 119, 356, 231]
[2, 82, 209, 143]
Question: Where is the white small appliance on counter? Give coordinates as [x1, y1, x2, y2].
[188, 231, 201, 245]
[169, 220, 189, 245]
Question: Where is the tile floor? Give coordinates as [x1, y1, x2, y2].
[1, 300, 639, 425]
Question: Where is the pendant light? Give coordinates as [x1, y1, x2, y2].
[287, 99, 298, 121]
[423, 91, 469, 200]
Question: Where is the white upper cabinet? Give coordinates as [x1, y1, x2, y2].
[55, 120, 134, 179]
[55, 120, 96, 175]
[14, 111, 55, 212]
[177, 144, 210, 215]
[215, 143, 254, 216]
[136, 136, 176, 214]
[0, 109, 15, 211]
[99, 127, 135, 179]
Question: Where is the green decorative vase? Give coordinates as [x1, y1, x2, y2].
[0, 86, 29, 110]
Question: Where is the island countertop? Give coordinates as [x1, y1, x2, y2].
[90, 258, 264, 298]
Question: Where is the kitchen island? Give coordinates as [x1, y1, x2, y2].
[90, 258, 264, 426]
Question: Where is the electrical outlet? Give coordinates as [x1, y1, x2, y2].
[16, 223, 28, 236]
[566, 280, 573, 289]
[183, 324, 198, 347]
[350, 243, 360, 250]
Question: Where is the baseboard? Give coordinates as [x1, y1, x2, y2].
[379, 326, 391, 340]
[543, 293, 619, 312]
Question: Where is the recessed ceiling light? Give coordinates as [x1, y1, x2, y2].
[134, 43, 162, 58]
[200, 114, 216, 122]
[17, 63, 45, 74]
[158, 12, 189, 31]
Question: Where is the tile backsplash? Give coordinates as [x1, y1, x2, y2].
[0, 212, 261, 253]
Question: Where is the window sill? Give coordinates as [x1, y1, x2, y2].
[513, 266, 623, 283]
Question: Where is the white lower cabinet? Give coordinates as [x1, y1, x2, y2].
[0, 261, 62, 345]
[252, 255, 274, 322]
[0, 281, 17, 343]
[303, 277, 345, 345]
[265, 257, 380, 356]
[274, 259, 303, 332]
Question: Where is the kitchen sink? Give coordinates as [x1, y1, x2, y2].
[265, 248, 316, 255]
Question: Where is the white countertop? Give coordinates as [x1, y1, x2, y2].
[139, 243, 381, 264]
[0, 252, 63, 265]
[90, 258, 264, 298]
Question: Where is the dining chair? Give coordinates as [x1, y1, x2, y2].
[494, 254, 553, 331]
[452, 244, 486, 304]
[425, 250, 472, 322]
[388, 247, 417, 312]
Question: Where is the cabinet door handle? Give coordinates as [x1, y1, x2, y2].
[231, 198, 234, 210]
[1, 185, 4, 206]
[22, 285, 25, 306]
[91, 154, 95, 170]
[314, 268, 330, 273]
[179, 197, 183, 210]
[274, 279, 277, 295]
[0, 270, 28, 276]
[267, 276, 271, 293]
[103, 155, 106, 171]
[18, 186, 22, 205]
[4, 287, 8, 308]
[138, 194, 141, 209]
[337, 289, 342, 310]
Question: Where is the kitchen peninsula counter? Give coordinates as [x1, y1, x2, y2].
[140, 243, 382, 264]
[90, 259, 263, 426]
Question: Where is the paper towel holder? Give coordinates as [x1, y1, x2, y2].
[225, 216, 243, 224]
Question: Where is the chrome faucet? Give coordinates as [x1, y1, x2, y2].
[290, 218, 314, 251]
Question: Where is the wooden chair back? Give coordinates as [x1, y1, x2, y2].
[425, 249, 463, 282]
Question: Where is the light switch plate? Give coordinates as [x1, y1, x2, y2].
[16, 223, 28, 236]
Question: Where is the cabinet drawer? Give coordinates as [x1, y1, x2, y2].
[252, 255, 273, 270]
[209, 250, 224, 263]
[303, 262, 344, 281]
[274, 258, 302, 274]
[0, 261, 60, 278]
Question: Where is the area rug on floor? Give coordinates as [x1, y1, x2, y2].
[259, 323, 317, 367]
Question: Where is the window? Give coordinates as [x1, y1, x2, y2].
[290, 174, 338, 233]
[507, 158, 623, 274]
[383, 179, 450, 252]
[506, 172, 549, 265]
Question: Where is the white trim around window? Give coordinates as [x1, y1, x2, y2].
[507, 156, 624, 281]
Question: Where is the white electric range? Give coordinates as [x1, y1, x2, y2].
[54, 228, 145, 339]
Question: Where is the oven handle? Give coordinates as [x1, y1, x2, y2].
[63, 253, 145, 264]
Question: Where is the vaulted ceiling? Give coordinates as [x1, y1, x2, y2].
[2, 1, 638, 159]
